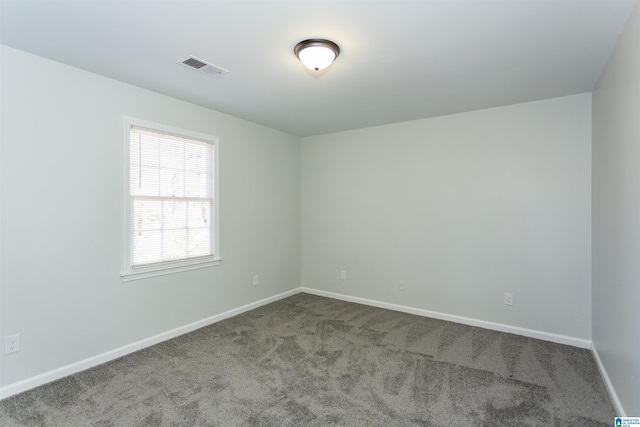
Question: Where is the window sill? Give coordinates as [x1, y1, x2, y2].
[121, 257, 222, 282]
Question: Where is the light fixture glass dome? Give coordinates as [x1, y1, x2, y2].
[298, 46, 336, 71]
[294, 39, 340, 71]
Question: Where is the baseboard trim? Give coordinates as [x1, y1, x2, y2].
[591, 342, 625, 416]
[301, 287, 592, 349]
[0, 287, 302, 400]
[0, 286, 596, 401]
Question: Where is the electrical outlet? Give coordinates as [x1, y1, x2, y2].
[504, 293, 514, 306]
[399, 280, 405, 291]
[253, 275, 259, 286]
[340, 270, 346, 281]
[5, 334, 20, 355]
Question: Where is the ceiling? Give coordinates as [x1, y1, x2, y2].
[0, 0, 637, 137]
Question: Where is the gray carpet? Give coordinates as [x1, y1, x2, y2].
[0, 293, 615, 426]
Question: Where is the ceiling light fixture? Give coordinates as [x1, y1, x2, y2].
[294, 39, 340, 71]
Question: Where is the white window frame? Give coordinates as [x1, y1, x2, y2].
[121, 116, 221, 281]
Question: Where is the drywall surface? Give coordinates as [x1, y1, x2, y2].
[0, 46, 301, 388]
[592, 1, 640, 416]
[302, 94, 592, 340]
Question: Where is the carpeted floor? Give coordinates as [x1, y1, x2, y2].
[0, 293, 615, 426]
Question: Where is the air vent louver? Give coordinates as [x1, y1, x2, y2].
[177, 56, 229, 78]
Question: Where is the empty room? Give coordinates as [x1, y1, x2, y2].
[1, 0, 638, 425]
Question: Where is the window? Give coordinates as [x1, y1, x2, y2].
[121, 117, 220, 281]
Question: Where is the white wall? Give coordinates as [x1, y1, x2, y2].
[302, 94, 592, 340]
[0, 46, 301, 389]
[592, 1, 640, 416]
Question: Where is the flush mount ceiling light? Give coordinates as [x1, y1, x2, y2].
[294, 39, 340, 71]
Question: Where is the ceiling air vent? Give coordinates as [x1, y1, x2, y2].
[177, 55, 229, 78]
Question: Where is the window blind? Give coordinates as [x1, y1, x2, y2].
[129, 126, 214, 267]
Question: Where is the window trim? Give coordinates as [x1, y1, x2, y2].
[121, 116, 221, 282]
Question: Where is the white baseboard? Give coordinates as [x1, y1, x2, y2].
[591, 342, 625, 416]
[301, 287, 592, 349]
[0, 286, 597, 401]
[0, 287, 301, 400]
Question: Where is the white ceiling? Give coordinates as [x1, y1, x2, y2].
[1, 0, 636, 137]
